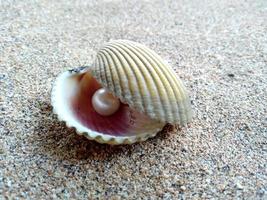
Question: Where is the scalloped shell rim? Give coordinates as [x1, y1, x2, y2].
[51, 69, 163, 145]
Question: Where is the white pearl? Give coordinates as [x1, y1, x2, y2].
[92, 88, 120, 116]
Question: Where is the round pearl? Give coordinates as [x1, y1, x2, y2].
[92, 88, 120, 116]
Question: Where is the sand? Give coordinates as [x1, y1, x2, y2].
[0, 0, 266, 199]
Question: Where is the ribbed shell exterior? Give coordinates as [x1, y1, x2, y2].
[91, 40, 192, 125]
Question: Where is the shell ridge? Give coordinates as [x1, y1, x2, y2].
[109, 40, 187, 124]
[97, 52, 120, 96]
[107, 42, 160, 118]
[92, 57, 100, 81]
[145, 48, 189, 103]
[104, 45, 146, 112]
[98, 51, 123, 98]
[99, 49, 129, 100]
[94, 56, 107, 86]
[94, 57, 122, 131]
[91, 40, 192, 125]
[124, 42, 180, 123]
[148, 53, 190, 124]
[96, 52, 133, 134]
[99, 48, 133, 104]
[135, 44, 191, 124]
[127, 43, 180, 122]
[114, 41, 172, 121]
[97, 53, 115, 93]
[134, 44, 187, 124]
[141, 48, 184, 123]
[106, 43, 150, 111]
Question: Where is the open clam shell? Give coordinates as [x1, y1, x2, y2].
[92, 40, 192, 124]
[51, 40, 192, 145]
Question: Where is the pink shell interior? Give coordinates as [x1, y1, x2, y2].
[67, 72, 162, 137]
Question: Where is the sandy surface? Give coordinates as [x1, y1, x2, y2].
[1, 0, 267, 199]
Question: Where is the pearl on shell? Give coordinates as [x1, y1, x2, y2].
[92, 88, 120, 116]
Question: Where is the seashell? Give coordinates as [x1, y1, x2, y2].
[51, 40, 192, 144]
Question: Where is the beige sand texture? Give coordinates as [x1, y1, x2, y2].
[0, 0, 266, 199]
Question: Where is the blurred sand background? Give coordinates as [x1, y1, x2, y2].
[0, 0, 266, 199]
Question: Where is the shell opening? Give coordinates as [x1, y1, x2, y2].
[52, 70, 164, 137]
